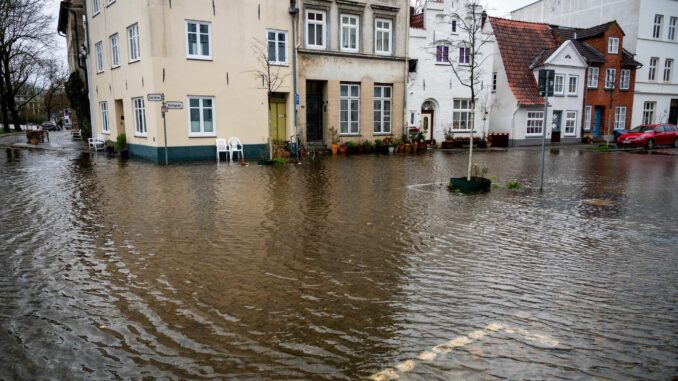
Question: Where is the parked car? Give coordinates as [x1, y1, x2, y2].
[41, 121, 60, 131]
[616, 124, 678, 149]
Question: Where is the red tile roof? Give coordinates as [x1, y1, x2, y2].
[410, 12, 424, 29]
[490, 17, 558, 106]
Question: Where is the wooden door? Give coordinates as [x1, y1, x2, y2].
[306, 94, 323, 141]
[269, 99, 287, 144]
[421, 111, 433, 141]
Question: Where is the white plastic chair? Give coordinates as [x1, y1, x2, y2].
[216, 138, 228, 162]
[227, 137, 244, 162]
[88, 134, 104, 151]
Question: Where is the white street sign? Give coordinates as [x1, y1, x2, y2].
[147, 93, 163, 102]
[166, 101, 184, 110]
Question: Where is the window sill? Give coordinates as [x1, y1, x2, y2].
[105, 0, 116, 7]
[134, 134, 147, 138]
[111, 65, 120, 70]
[269, 62, 289, 67]
[587, 86, 598, 89]
[375, 51, 393, 56]
[96, 70, 104, 74]
[101, 131, 111, 135]
[129, 59, 141, 64]
[567, 93, 578, 97]
[340, 49, 359, 54]
[339, 133, 361, 137]
[373, 133, 393, 136]
[435, 62, 451, 66]
[92, 11, 100, 18]
[189, 134, 217, 138]
[187, 56, 213, 61]
[306, 45, 327, 51]
[525, 134, 544, 138]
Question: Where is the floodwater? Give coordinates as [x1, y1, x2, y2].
[0, 146, 677, 380]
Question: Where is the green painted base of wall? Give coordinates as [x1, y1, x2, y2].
[128, 143, 269, 164]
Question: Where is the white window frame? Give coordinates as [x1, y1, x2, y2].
[185, 21, 212, 60]
[614, 107, 626, 130]
[642, 101, 655, 124]
[435, 45, 450, 64]
[564, 111, 577, 136]
[452, 99, 474, 131]
[187, 96, 216, 137]
[106, 0, 115, 6]
[607, 37, 619, 54]
[100, 101, 110, 134]
[605, 68, 616, 89]
[492, 72, 497, 92]
[587, 67, 599, 88]
[584, 106, 592, 132]
[374, 85, 392, 134]
[653, 14, 663, 39]
[92, 0, 100, 16]
[458, 46, 470, 65]
[95, 41, 104, 73]
[526, 111, 544, 136]
[669, 17, 677, 41]
[554, 74, 565, 95]
[266, 29, 288, 65]
[132, 97, 146, 137]
[340, 14, 359, 53]
[340, 83, 360, 135]
[109, 33, 120, 68]
[649, 57, 658, 81]
[620, 69, 630, 90]
[305, 9, 326, 50]
[374, 18, 393, 55]
[664, 59, 673, 82]
[567, 75, 578, 95]
[127, 23, 140, 62]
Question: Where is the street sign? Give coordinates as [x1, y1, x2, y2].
[147, 93, 163, 102]
[166, 101, 184, 110]
[295, 93, 300, 105]
[538, 69, 555, 97]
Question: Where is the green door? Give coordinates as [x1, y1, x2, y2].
[269, 99, 287, 144]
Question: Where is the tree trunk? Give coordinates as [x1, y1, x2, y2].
[0, 69, 10, 133]
[1, 51, 21, 131]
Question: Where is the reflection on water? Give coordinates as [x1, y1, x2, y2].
[1, 148, 677, 380]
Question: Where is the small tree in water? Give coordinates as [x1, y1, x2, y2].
[433, 0, 493, 180]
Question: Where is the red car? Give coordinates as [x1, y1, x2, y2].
[616, 124, 678, 149]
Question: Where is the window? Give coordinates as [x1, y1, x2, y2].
[106, 0, 115, 5]
[526, 111, 544, 135]
[100, 102, 109, 133]
[620, 69, 630, 89]
[584, 106, 592, 131]
[374, 85, 392, 134]
[92, 0, 100, 15]
[459, 46, 470, 65]
[95, 41, 104, 73]
[306, 10, 326, 49]
[188, 96, 215, 136]
[451, 19, 457, 33]
[109, 33, 119, 68]
[375, 19, 392, 55]
[649, 57, 658, 81]
[664, 59, 673, 82]
[554, 74, 565, 95]
[614, 107, 626, 129]
[186, 21, 211, 59]
[436, 45, 449, 63]
[653, 14, 663, 39]
[452, 99, 473, 131]
[669, 17, 677, 40]
[567, 75, 578, 95]
[127, 23, 140, 62]
[608, 37, 619, 54]
[340, 84, 360, 134]
[340, 15, 359, 52]
[587, 67, 599, 88]
[492, 72, 497, 92]
[605, 68, 616, 89]
[642, 101, 655, 124]
[132, 97, 146, 136]
[564, 111, 577, 136]
[267, 30, 287, 64]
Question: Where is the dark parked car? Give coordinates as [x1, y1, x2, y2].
[41, 121, 60, 131]
[616, 124, 678, 149]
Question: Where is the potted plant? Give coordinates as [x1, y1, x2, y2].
[345, 140, 358, 154]
[442, 128, 455, 149]
[329, 127, 340, 155]
[115, 133, 129, 159]
[104, 139, 115, 155]
[339, 143, 347, 155]
[357, 140, 365, 154]
[374, 139, 382, 153]
[416, 132, 428, 152]
[450, 163, 491, 192]
[362, 140, 374, 153]
[388, 140, 397, 154]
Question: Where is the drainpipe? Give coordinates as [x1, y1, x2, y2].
[403, 5, 410, 141]
[511, 104, 520, 147]
[289, 1, 299, 143]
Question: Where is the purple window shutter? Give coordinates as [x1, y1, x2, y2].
[443, 46, 449, 62]
[436, 46, 442, 62]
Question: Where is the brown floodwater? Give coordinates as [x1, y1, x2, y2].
[0, 147, 677, 380]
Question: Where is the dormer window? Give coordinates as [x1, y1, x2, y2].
[608, 37, 619, 54]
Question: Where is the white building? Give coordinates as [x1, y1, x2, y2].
[407, 0, 494, 143]
[488, 18, 587, 146]
[512, 0, 678, 126]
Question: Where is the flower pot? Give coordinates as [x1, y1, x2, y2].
[388, 146, 395, 154]
[441, 141, 455, 149]
[419, 142, 428, 152]
[404, 144, 411, 153]
[449, 176, 492, 193]
[119, 148, 129, 160]
[398, 144, 404, 153]
[331, 144, 339, 155]
[412, 142, 419, 154]
[105, 146, 115, 155]
[339, 145, 347, 155]
[29, 137, 39, 145]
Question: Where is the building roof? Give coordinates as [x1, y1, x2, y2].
[571, 40, 606, 64]
[621, 49, 643, 67]
[490, 17, 557, 106]
[551, 21, 624, 41]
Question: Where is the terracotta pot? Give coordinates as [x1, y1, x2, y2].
[404, 144, 411, 153]
[29, 137, 39, 145]
[412, 142, 419, 154]
[398, 143, 404, 153]
[419, 142, 428, 152]
[331, 144, 339, 155]
[339, 145, 347, 155]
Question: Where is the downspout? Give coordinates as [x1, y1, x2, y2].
[511, 103, 520, 147]
[290, 1, 299, 144]
[403, 4, 410, 141]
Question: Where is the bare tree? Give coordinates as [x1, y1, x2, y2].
[411, 0, 426, 13]
[250, 39, 289, 97]
[42, 62, 69, 123]
[0, 0, 54, 132]
[432, 0, 493, 180]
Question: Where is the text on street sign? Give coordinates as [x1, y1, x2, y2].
[147, 93, 163, 102]
[166, 101, 184, 110]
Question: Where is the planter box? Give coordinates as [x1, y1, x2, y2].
[488, 133, 509, 148]
[441, 141, 455, 149]
[449, 177, 492, 193]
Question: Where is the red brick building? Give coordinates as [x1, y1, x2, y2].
[551, 22, 642, 140]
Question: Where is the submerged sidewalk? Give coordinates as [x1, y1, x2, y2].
[0, 130, 88, 152]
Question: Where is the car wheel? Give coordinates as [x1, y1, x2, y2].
[646, 139, 654, 150]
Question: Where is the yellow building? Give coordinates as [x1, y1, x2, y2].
[86, 0, 295, 161]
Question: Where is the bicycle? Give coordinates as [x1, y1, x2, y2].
[285, 133, 308, 162]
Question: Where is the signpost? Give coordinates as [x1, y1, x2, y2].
[537, 69, 555, 192]
[147, 93, 182, 165]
